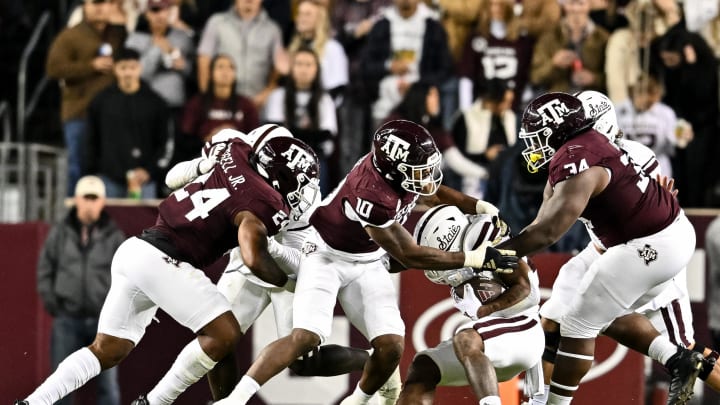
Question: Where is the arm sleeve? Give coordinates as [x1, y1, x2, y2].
[45, 31, 96, 80]
[197, 15, 220, 56]
[165, 158, 203, 189]
[36, 227, 60, 314]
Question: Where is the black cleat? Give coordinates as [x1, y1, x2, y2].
[130, 394, 149, 405]
[666, 346, 704, 405]
[14, 401, 28, 405]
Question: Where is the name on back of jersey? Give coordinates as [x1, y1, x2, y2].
[219, 146, 246, 190]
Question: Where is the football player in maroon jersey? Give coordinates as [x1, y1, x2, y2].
[132, 125, 400, 405]
[496, 92, 703, 405]
[214, 120, 519, 405]
[15, 134, 321, 405]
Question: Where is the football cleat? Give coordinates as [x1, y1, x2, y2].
[130, 394, 150, 405]
[13, 401, 28, 405]
[665, 346, 703, 405]
[377, 366, 402, 405]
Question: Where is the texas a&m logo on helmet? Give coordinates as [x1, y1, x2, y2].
[519, 92, 594, 173]
[372, 120, 443, 196]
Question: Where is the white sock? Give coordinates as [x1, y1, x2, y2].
[346, 383, 373, 404]
[547, 391, 573, 405]
[530, 384, 550, 405]
[147, 339, 217, 405]
[26, 347, 102, 405]
[479, 395, 501, 405]
[648, 336, 678, 365]
[217, 375, 260, 404]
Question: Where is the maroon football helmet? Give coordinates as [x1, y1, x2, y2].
[519, 92, 594, 172]
[371, 120, 443, 195]
[251, 137, 320, 220]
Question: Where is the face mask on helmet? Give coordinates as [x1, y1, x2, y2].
[252, 137, 320, 220]
[372, 120, 444, 195]
[519, 92, 593, 173]
[575, 90, 620, 143]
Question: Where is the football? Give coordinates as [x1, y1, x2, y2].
[452, 277, 505, 304]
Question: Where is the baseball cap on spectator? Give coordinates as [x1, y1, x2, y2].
[75, 175, 106, 198]
[113, 47, 141, 62]
[147, 0, 172, 10]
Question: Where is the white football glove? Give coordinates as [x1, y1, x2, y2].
[197, 156, 217, 175]
[475, 200, 499, 216]
[453, 284, 482, 320]
[424, 268, 477, 287]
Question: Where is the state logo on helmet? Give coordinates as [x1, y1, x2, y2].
[251, 137, 320, 220]
[372, 120, 443, 196]
[413, 204, 470, 286]
[519, 92, 594, 173]
[575, 90, 620, 143]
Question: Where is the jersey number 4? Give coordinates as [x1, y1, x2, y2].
[174, 173, 231, 221]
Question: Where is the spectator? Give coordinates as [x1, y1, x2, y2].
[46, 0, 127, 196]
[437, 0, 482, 63]
[287, 0, 349, 100]
[36, 175, 126, 405]
[181, 54, 259, 144]
[68, 0, 141, 33]
[332, 0, 389, 175]
[707, 216, 720, 355]
[361, 0, 452, 127]
[615, 74, 678, 177]
[85, 48, 170, 199]
[530, 0, 608, 94]
[516, 0, 561, 40]
[264, 47, 337, 195]
[385, 82, 488, 187]
[604, 0, 680, 103]
[656, 23, 719, 207]
[451, 78, 515, 198]
[126, 0, 194, 110]
[456, 0, 534, 112]
[196, 0, 284, 110]
[126, 0, 195, 170]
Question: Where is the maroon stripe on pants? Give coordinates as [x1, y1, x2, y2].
[475, 317, 539, 341]
[671, 300, 691, 347]
[661, 306, 678, 345]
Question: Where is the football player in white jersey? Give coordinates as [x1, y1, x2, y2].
[133, 125, 400, 405]
[397, 206, 544, 405]
[529, 91, 719, 405]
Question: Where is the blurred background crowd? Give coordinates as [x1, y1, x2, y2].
[2, 0, 720, 231]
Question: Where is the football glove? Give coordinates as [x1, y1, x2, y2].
[475, 200, 499, 216]
[425, 267, 477, 287]
[463, 241, 518, 274]
[452, 284, 482, 320]
[482, 246, 518, 273]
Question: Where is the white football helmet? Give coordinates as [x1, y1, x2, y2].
[413, 205, 470, 286]
[575, 90, 620, 143]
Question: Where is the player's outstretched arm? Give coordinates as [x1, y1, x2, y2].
[365, 222, 467, 270]
[165, 157, 216, 190]
[497, 167, 603, 257]
[234, 211, 290, 289]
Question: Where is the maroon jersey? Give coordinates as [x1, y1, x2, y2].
[548, 130, 680, 248]
[149, 140, 289, 267]
[310, 154, 418, 253]
[457, 33, 533, 112]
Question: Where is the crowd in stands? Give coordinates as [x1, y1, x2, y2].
[11, 0, 720, 247]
